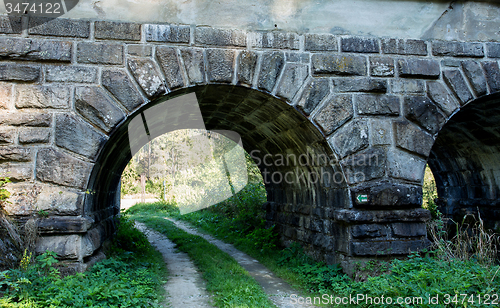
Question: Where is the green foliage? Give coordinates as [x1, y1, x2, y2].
[126, 201, 180, 216]
[422, 164, 440, 219]
[0, 177, 11, 204]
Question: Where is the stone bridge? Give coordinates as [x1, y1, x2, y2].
[1, 16, 500, 272]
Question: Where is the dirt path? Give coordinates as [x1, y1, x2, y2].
[167, 218, 318, 308]
[135, 222, 213, 308]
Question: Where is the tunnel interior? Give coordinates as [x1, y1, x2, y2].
[427, 93, 500, 232]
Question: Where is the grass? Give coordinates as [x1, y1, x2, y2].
[129, 211, 275, 308]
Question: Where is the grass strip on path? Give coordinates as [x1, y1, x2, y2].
[132, 213, 276, 308]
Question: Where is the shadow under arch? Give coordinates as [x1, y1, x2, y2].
[84, 84, 349, 259]
[428, 92, 500, 232]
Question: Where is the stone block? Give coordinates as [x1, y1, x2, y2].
[460, 61, 487, 97]
[38, 217, 93, 234]
[296, 78, 330, 115]
[356, 94, 399, 116]
[351, 239, 428, 256]
[352, 224, 388, 238]
[426, 81, 460, 116]
[398, 58, 440, 78]
[237, 51, 258, 86]
[75, 87, 126, 133]
[486, 43, 500, 58]
[101, 69, 144, 112]
[381, 38, 397, 54]
[305, 34, 338, 51]
[55, 114, 107, 160]
[15, 85, 70, 109]
[285, 52, 309, 63]
[258, 51, 284, 92]
[156, 47, 185, 89]
[0, 147, 32, 162]
[432, 41, 484, 57]
[19, 128, 51, 144]
[0, 129, 15, 144]
[333, 78, 387, 93]
[341, 147, 386, 184]
[95, 21, 141, 41]
[0, 163, 33, 181]
[369, 56, 394, 77]
[206, 49, 235, 83]
[314, 95, 353, 135]
[28, 18, 90, 38]
[482, 61, 500, 93]
[390, 79, 425, 94]
[397, 39, 428, 56]
[34, 186, 84, 216]
[77, 42, 123, 65]
[387, 148, 426, 182]
[443, 69, 474, 105]
[0, 112, 51, 127]
[0, 38, 72, 62]
[391, 222, 426, 237]
[394, 121, 434, 156]
[329, 119, 369, 158]
[404, 96, 446, 134]
[145, 24, 190, 43]
[127, 58, 166, 98]
[370, 119, 392, 146]
[36, 234, 93, 260]
[36, 148, 93, 189]
[312, 54, 367, 76]
[341, 37, 379, 53]
[276, 63, 308, 100]
[45, 66, 98, 83]
[250, 31, 299, 49]
[0, 16, 22, 34]
[335, 207, 430, 223]
[127, 45, 152, 57]
[0, 64, 40, 82]
[196, 27, 246, 47]
[180, 48, 206, 84]
[0, 84, 11, 109]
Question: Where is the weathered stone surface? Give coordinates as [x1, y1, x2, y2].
[305, 34, 338, 51]
[206, 49, 235, 83]
[443, 69, 474, 105]
[128, 58, 166, 98]
[75, 87, 126, 133]
[387, 148, 426, 182]
[352, 224, 389, 238]
[19, 128, 51, 144]
[0, 16, 22, 34]
[45, 66, 98, 83]
[15, 85, 70, 109]
[258, 51, 284, 92]
[0, 163, 32, 181]
[341, 147, 386, 184]
[77, 43, 123, 65]
[312, 54, 367, 76]
[276, 63, 308, 100]
[432, 41, 484, 57]
[0, 38, 72, 62]
[330, 119, 369, 158]
[0, 83, 11, 109]
[36, 148, 93, 189]
[390, 79, 424, 94]
[461, 61, 487, 97]
[370, 119, 392, 145]
[101, 69, 144, 112]
[250, 31, 299, 49]
[36, 234, 93, 260]
[314, 95, 353, 135]
[0, 129, 15, 144]
[38, 217, 93, 234]
[0, 147, 32, 162]
[28, 18, 90, 38]
[392, 222, 426, 237]
[334, 207, 431, 223]
[398, 58, 440, 78]
[156, 47, 185, 89]
[487, 43, 500, 58]
[286, 52, 309, 63]
[0, 64, 40, 82]
[370, 56, 394, 77]
[196, 27, 246, 47]
[381, 38, 397, 54]
[145, 24, 190, 43]
[127, 45, 152, 57]
[482, 61, 500, 93]
[95, 21, 141, 41]
[394, 121, 434, 156]
[55, 114, 107, 160]
[297, 78, 330, 115]
[351, 239, 428, 256]
[180, 48, 206, 84]
[398, 39, 428, 56]
[333, 78, 387, 93]
[0, 112, 51, 127]
[341, 37, 379, 53]
[426, 81, 460, 116]
[237, 51, 258, 86]
[356, 94, 399, 115]
[404, 96, 446, 134]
